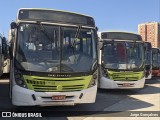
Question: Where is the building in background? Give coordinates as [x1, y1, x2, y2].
[138, 22, 160, 48]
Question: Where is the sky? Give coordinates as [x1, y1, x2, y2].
[0, 0, 159, 36]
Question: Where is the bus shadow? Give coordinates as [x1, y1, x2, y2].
[103, 97, 155, 111]
[145, 77, 160, 84]
[98, 79, 160, 96]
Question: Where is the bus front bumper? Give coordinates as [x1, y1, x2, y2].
[12, 85, 97, 106]
[99, 77, 145, 89]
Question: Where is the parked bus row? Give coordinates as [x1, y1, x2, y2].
[98, 32, 160, 89]
[98, 32, 146, 89]
[0, 8, 159, 106]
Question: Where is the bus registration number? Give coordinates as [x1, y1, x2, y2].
[52, 95, 66, 100]
[122, 83, 131, 87]
[45, 81, 55, 85]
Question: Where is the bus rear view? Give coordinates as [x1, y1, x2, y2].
[98, 31, 145, 89]
[9, 8, 98, 106]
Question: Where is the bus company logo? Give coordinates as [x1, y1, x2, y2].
[1, 112, 42, 118]
[48, 74, 71, 77]
[2, 112, 11, 117]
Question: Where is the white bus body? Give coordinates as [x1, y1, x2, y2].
[9, 8, 98, 106]
[98, 31, 145, 89]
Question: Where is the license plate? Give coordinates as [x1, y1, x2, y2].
[122, 83, 131, 87]
[52, 95, 66, 100]
[45, 81, 55, 86]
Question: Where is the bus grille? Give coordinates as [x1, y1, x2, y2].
[32, 84, 84, 92]
[109, 72, 143, 81]
[112, 77, 139, 81]
[24, 76, 91, 92]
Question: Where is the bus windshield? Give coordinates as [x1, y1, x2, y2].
[144, 43, 152, 65]
[145, 49, 152, 65]
[152, 50, 160, 68]
[102, 41, 144, 70]
[15, 23, 97, 73]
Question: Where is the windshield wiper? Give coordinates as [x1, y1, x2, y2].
[127, 42, 138, 69]
[72, 25, 81, 47]
[37, 21, 54, 43]
[71, 25, 82, 63]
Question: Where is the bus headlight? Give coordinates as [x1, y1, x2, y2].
[88, 71, 98, 88]
[93, 74, 98, 79]
[14, 70, 27, 88]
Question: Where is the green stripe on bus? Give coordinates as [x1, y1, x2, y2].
[107, 71, 144, 81]
[23, 75, 92, 91]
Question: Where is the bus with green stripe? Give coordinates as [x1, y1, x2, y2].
[98, 31, 145, 89]
[9, 8, 98, 106]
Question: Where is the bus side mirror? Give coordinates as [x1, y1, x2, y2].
[144, 45, 147, 52]
[2, 37, 8, 57]
[96, 26, 98, 31]
[98, 39, 103, 50]
[11, 22, 17, 29]
[10, 22, 17, 37]
[9, 44, 13, 59]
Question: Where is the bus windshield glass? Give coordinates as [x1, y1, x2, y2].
[102, 41, 144, 70]
[144, 43, 152, 65]
[152, 50, 160, 68]
[15, 23, 97, 73]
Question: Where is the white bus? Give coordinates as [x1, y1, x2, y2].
[9, 8, 98, 106]
[98, 31, 145, 89]
[144, 42, 152, 79]
[0, 34, 8, 76]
